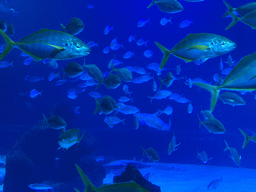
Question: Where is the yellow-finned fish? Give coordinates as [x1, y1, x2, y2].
[193, 52, 256, 111]
[155, 33, 236, 69]
[74, 164, 149, 192]
[0, 28, 90, 61]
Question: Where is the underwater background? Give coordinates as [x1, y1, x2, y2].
[0, 0, 256, 190]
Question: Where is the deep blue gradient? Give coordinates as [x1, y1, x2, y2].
[0, 0, 255, 172]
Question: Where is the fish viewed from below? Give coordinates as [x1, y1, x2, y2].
[0, 28, 90, 61]
[155, 33, 236, 69]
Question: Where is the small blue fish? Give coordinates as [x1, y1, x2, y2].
[74, 106, 81, 114]
[128, 35, 136, 42]
[67, 92, 77, 99]
[123, 51, 134, 59]
[48, 72, 59, 81]
[187, 102, 193, 114]
[104, 25, 114, 35]
[136, 38, 149, 46]
[30, 89, 42, 98]
[118, 96, 133, 103]
[23, 57, 33, 65]
[179, 20, 193, 28]
[55, 79, 66, 86]
[102, 46, 110, 54]
[110, 38, 123, 50]
[87, 41, 98, 48]
[160, 17, 172, 26]
[143, 50, 153, 58]
[29, 76, 44, 82]
[123, 85, 132, 98]
[87, 4, 94, 9]
[137, 18, 150, 27]
[0, 60, 13, 68]
[88, 91, 102, 98]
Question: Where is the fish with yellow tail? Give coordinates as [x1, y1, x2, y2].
[0, 28, 90, 61]
[193, 52, 256, 111]
[155, 33, 236, 69]
[74, 164, 149, 192]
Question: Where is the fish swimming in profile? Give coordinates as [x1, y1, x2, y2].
[63, 62, 84, 78]
[147, 0, 184, 14]
[198, 115, 226, 134]
[193, 52, 256, 111]
[155, 33, 236, 69]
[238, 128, 256, 149]
[103, 74, 121, 89]
[58, 129, 85, 150]
[207, 177, 222, 190]
[219, 91, 246, 106]
[60, 17, 84, 35]
[0, 28, 90, 61]
[142, 147, 160, 162]
[224, 140, 241, 166]
[94, 96, 119, 115]
[75, 164, 149, 192]
[42, 114, 67, 130]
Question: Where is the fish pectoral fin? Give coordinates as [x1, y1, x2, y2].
[186, 45, 210, 51]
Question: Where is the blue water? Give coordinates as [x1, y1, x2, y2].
[0, 0, 256, 190]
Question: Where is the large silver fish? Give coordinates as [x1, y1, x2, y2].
[0, 28, 90, 61]
[193, 52, 256, 111]
[155, 33, 236, 69]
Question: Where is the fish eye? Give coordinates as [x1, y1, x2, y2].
[221, 41, 226, 45]
[76, 44, 82, 48]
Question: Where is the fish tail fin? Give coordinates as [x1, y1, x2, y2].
[225, 10, 240, 30]
[121, 118, 126, 125]
[60, 23, 65, 31]
[192, 82, 220, 112]
[147, 96, 153, 103]
[154, 42, 172, 69]
[147, 0, 156, 9]
[75, 164, 98, 192]
[95, 81, 102, 90]
[93, 98, 100, 115]
[42, 114, 48, 126]
[197, 114, 203, 129]
[0, 29, 15, 61]
[224, 140, 229, 151]
[158, 76, 164, 90]
[76, 131, 86, 150]
[239, 128, 251, 149]
[222, 1, 234, 18]
[110, 64, 116, 73]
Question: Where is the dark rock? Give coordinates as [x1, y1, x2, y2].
[113, 164, 161, 192]
[3, 127, 103, 192]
